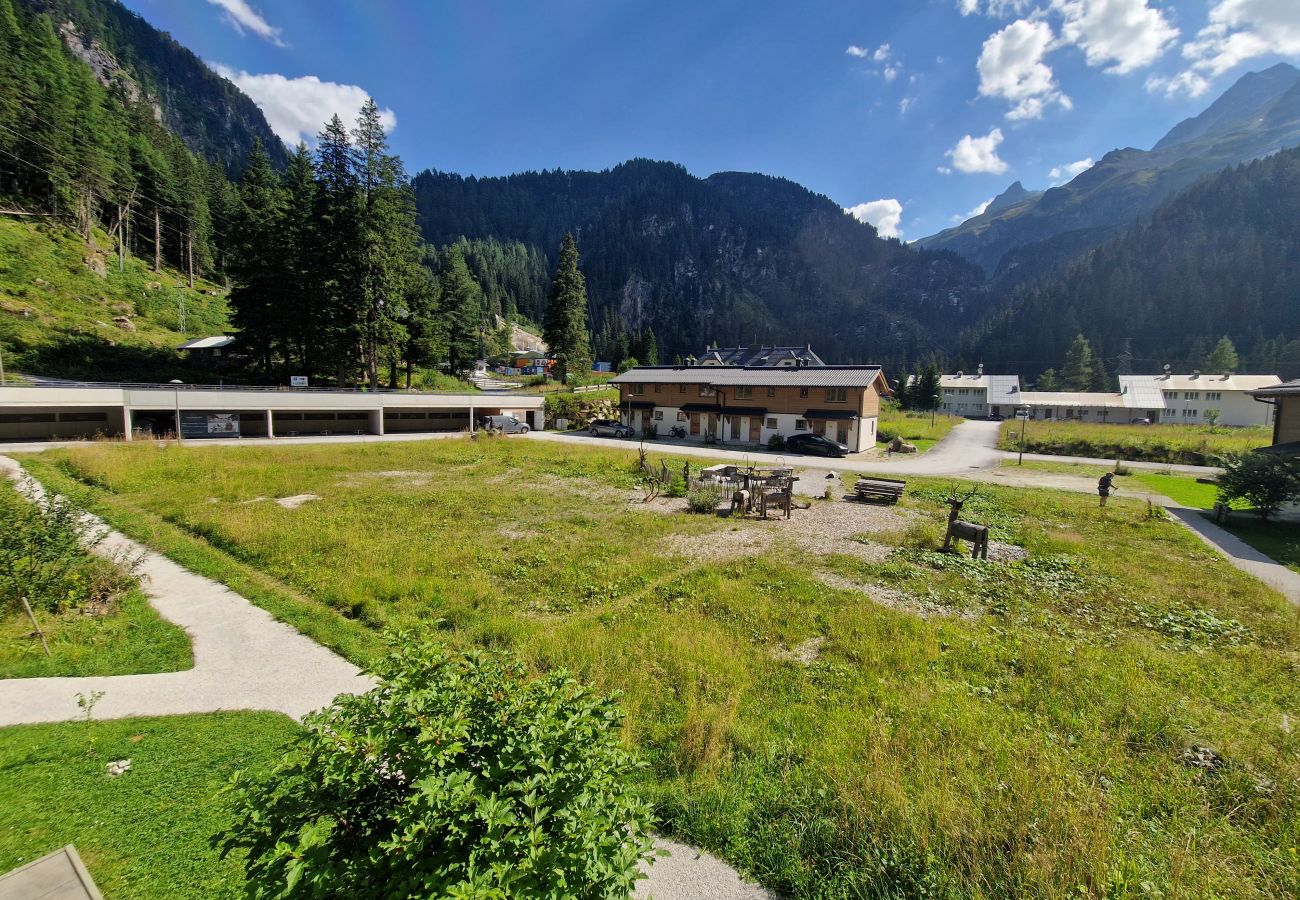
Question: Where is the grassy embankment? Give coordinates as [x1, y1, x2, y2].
[999, 419, 1272, 465]
[0, 217, 230, 382]
[0, 712, 300, 900]
[0, 477, 190, 678]
[13, 437, 1300, 898]
[876, 407, 960, 452]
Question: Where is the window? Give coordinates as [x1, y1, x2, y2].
[677, 411, 688, 422]
[629, 384, 646, 396]
[765, 417, 777, 428]
[1164, 391, 1178, 402]
[826, 387, 847, 403]
[794, 419, 808, 430]
[1185, 391, 1200, 400]
[799, 388, 809, 398]
[699, 384, 716, 397]
[654, 384, 661, 393]
[735, 386, 753, 399]
[1183, 408, 1199, 418]
[653, 410, 663, 420]
[679, 383, 688, 393]
[1206, 391, 1221, 401]
[767, 387, 776, 398]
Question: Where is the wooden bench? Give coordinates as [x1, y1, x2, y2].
[855, 477, 906, 504]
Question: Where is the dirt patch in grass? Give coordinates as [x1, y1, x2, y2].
[772, 635, 825, 666]
[336, 470, 432, 488]
[816, 571, 975, 620]
[275, 494, 321, 510]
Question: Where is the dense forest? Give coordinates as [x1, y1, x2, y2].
[18, 0, 287, 171]
[965, 144, 1300, 379]
[412, 162, 990, 370]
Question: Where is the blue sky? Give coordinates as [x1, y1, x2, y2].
[122, 1, 1300, 239]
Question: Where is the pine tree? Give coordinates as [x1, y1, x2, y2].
[1090, 356, 1111, 392]
[313, 114, 363, 384]
[543, 233, 592, 382]
[1061, 334, 1096, 390]
[642, 327, 659, 365]
[1037, 368, 1059, 390]
[915, 363, 941, 411]
[282, 143, 318, 373]
[227, 140, 287, 374]
[1203, 336, 1239, 373]
[439, 245, 485, 377]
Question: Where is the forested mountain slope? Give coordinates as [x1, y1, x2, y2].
[964, 144, 1300, 378]
[414, 160, 988, 367]
[18, 0, 287, 171]
[918, 64, 1300, 279]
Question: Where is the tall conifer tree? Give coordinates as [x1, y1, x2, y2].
[543, 233, 591, 381]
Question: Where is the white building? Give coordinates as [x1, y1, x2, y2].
[1017, 391, 1131, 422]
[936, 369, 1022, 419]
[1118, 373, 1281, 427]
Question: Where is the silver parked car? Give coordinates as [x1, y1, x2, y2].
[479, 414, 530, 434]
[589, 418, 633, 438]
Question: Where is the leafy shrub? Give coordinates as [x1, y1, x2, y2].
[767, 433, 785, 450]
[905, 520, 943, 550]
[1217, 452, 1300, 520]
[686, 484, 726, 513]
[218, 641, 655, 899]
[646, 422, 659, 439]
[0, 478, 126, 613]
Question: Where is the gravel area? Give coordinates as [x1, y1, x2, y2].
[816, 571, 974, 620]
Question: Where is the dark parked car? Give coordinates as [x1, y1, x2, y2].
[589, 418, 633, 438]
[784, 432, 850, 457]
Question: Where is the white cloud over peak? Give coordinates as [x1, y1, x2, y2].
[1179, 0, 1300, 82]
[845, 45, 871, 57]
[206, 0, 285, 47]
[977, 18, 1070, 119]
[1145, 69, 1212, 97]
[945, 128, 1010, 174]
[212, 65, 396, 145]
[1049, 157, 1094, 182]
[952, 197, 994, 222]
[1054, 0, 1179, 74]
[846, 199, 904, 238]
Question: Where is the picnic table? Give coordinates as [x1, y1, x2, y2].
[854, 477, 906, 504]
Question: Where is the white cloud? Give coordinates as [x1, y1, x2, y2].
[977, 18, 1070, 119]
[1054, 0, 1178, 74]
[945, 128, 1010, 174]
[846, 198, 904, 238]
[882, 63, 901, 81]
[846, 45, 871, 57]
[873, 43, 892, 62]
[1049, 157, 1094, 182]
[958, 0, 981, 14]
[206, 0, 285, 47]
[1181, 0, 1300, 78]
[952, 197, 995, 222]
[959, 1, 1035, 17]
[1145, 69, 1212, 97]
[899, 95, 916, 114]
[212, 65, 397, 145]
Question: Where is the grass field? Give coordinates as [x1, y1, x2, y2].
[15, 437, 1300, 898]
[999, 419, 1272, 465]
[877, 407, 960, 452]
[0, 712, 300, 899]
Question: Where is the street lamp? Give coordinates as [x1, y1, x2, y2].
[1016, 405, 1030, 465]
[931, 392, 939, 426]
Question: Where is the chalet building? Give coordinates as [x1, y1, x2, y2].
[693, 345, 825, 367]
[610, 365, 890, 452]
[1119, 373, 1280, 427]
[1251, 380, 1300, 453]
[936, 368, 1021, 418]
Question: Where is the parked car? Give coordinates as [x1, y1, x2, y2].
[784, 432, 850, 457]
[479, 415, 530, 434]
[589, 418, 633, 438]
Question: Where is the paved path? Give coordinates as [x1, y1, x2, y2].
[0, 455, 372, 726]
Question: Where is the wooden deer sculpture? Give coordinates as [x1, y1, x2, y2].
[943, 486, 989, 560]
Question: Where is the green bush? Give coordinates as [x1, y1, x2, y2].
[218, 641, 655, 899]
[1217, 452, 1300, 520]
[767, 433, 785, 450]
[0, 478, 125, 613]
[686, 484, 726, 514]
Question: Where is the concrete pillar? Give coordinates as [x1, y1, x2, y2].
[122, 407, 134, 441]
[265, 409, 274, 439]
[368, 408, 385, 436]
[469, 406, 475, 433]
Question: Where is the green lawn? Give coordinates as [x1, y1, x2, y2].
[15, 437, 1300, 898]
[999, 419, 1271, 465]
[0, 713, 301, 899]
[1220, 518, 1300, 575]
[876, 407, 960, 453]
[0, 587, 191, 678]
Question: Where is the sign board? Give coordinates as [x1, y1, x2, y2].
[180, 412, 241, 439]
[290, 375, 308, 388]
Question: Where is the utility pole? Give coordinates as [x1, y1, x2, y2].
[177, 289, 186, 334]
[1018, 407, 1028, 466]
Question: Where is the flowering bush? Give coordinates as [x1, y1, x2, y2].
[218, 640, 655, 898]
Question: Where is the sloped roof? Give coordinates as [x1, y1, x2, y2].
[177, 336, 234, 350]
[612, 365, 885, 389]
[695, 345, 826, 366]
[1122, 373, 1281, 393]
[1251, 379, 1300, 397]
[1019, 391, 1129, 408]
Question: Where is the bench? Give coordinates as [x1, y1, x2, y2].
[855, 477, 906, 504]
